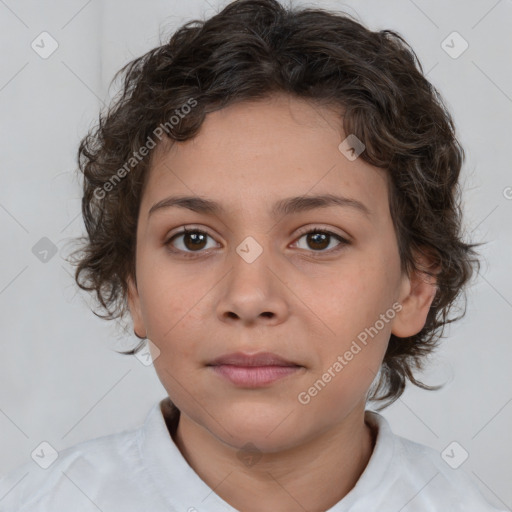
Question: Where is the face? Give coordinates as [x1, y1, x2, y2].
[127, 94, 435, 452]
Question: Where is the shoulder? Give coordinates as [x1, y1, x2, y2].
[366, 411, 506, 511]
[0, 422, 149, 512]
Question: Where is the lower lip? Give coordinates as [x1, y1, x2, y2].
[209, 365, 301, 387]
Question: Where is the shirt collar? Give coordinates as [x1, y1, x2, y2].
[137, 397, 238, 511]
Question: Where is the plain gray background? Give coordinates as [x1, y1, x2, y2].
[0, 0, 511, 508]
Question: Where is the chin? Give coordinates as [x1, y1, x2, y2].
[205, 404, 307, 453]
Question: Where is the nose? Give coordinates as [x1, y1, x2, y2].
[215, 248, 290, 327]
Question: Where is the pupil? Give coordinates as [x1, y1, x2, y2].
[186, 232, 207, 250]
[308, 232, 328, 250]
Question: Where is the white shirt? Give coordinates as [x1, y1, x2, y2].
[0, 397, 505, 512]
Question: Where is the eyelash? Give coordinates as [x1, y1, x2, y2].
[164, 225, 350, 259]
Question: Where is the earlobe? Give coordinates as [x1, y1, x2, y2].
[391, 251, 439, 338]
[127, 275, 146, 339]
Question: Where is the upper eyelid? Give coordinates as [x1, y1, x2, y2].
[294, 225, 350, 241]
[167, 224, 348, 238]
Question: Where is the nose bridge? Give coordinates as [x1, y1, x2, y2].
[215, 232, 289, 324]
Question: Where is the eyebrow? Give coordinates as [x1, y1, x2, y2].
[147, 193, 371, 219]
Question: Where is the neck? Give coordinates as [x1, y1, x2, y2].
[168, 402, 376, 512]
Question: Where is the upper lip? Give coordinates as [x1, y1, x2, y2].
[207, 352, 300, 367]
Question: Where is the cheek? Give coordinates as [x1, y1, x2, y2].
[138, 243, 201, 311]
[137, 262, 207, 357]
[306, 249, 398, 376]
[301, 297, 391, 414]
[315, 255, 395, 334]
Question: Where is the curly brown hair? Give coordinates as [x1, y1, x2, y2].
[66, 0, 481, 408]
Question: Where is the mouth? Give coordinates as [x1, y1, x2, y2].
[207, 351, 300, 367]
[206, 352, 304, 388]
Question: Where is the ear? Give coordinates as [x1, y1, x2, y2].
[392, 248, 439, 338]
[127, 274, 146, 339]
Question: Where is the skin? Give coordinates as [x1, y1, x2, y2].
[127, 93, 436, 511]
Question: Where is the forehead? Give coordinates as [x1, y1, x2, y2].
[140, 95, 389, 222]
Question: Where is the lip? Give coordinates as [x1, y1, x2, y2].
[208, 351, 299, 367]
[207, 352, 303, 387]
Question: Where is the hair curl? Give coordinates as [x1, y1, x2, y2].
[67, 0, 481, 408]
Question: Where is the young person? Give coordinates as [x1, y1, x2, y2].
[1, 1, 504, 510]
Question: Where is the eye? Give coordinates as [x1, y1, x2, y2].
[292, 226, 350, 255]
[165, 227, 218, 256]
[165, 225, 350, 258]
